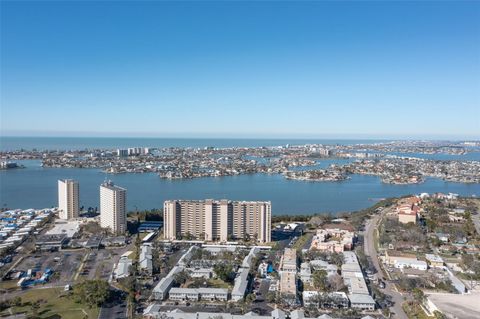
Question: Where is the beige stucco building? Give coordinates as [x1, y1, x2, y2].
[397, 204, 418, 224]
[100, 182, 127, 234]
[58, 179, 79, 220]
[279, 248, 297, 295]
[163, 199, 271, 242]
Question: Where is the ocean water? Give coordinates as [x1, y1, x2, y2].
[0, 136, 388, 151]
[1, 160, 478, 215]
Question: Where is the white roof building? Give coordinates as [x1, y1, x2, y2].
[348, 293, 376, 310]
[139, 243, 153, 274]
[114, 257, 132, 279]
[152, 266, 182, 300]
[144, 307, 322, 319]
[232, 268, 249, 301]
[168, 287, 228, 301]
[393, 257, 428, 271]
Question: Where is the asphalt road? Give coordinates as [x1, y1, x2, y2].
[252, 278, 273, 315]
[98, 289, 128, 319]
[364, 208, 408, 319]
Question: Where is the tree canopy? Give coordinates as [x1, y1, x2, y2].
[73, 280, 111, 308]
[213, 263, 234, 283]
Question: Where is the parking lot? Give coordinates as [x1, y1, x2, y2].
[19, 250, 86, 284]
[10, 245, 128, 288]
[78, 249, 117, 281]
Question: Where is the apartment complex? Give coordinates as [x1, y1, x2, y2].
[100, 182, 127, 234]
[310, 226, 355, 252]
[163, 199, 271, 242]
[396, 196, 421, 224]
[58, 179, 79, 220]
[279, 248, 297, 295]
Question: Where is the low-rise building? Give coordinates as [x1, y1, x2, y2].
[138, 221, 163, 232]
[152, 266, 182, 300]
[396, 203, 420, 224]
[139, 243, 153, 275]
[232, 268, 249, 301]
[342, 251, 375, 310]
[280, 271, 297, 295]
[168, 287, 228, 301]
[279, 248, 297, 296]
[186, 267, 212, 279]
[144, 308, 296, 319]
[35, 234, 68, 251]
[310, 260, 338, 276]
[300, 260, 337, 284]
[114, 256, 132, 279]
[300, 262, 312, 284]
[242, 247, 259, 268]
[425, 254, 444, 268]
[348, 293, 376, 311]
[302, 291, 349, 308]
[310, 226, 355, 252]
[385, 252, 428, 271]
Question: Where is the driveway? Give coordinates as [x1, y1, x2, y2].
[364, 208, 408, 319]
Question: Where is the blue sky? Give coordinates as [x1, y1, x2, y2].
[1, 1, 479, 139]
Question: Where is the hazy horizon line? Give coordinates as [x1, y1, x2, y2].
[1, 133, 479, 141]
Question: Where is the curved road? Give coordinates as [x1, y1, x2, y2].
[364, 208, 408, 319]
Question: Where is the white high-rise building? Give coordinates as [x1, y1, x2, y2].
[164, 199, 271, 242]
[58, 179, 79, 220]
[100, 182, 127, 234]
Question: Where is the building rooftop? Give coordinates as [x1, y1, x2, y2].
[36, 234, 68, 245]
[114, 257, 132, 278]
[232, 268, 249, 297]
[169, 287, 228, 295]
[100, 182, 126, 191]
[348, 293, 376, 304]
[425, 254, 444, 263]
[343, 272, 369, 295]
[46, 220, 80, 238]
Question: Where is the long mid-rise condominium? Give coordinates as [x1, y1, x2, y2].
[58, 179, 79, 220]
[100, 182, 127, 235]
[163, 199, 271, 242]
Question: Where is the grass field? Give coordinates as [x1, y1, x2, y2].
[0, 287, 99, 319]
[207, 278, 232, 289]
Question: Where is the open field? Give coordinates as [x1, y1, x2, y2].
[0, 287, 99, 319]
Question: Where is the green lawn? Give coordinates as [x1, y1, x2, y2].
[207, 278, 232, 289]
[0, 287, 99, 319]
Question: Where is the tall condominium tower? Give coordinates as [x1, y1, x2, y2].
[58, 179, 79, 220]
[164, 199, 271, 242]
[100, 181, 127, 235]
